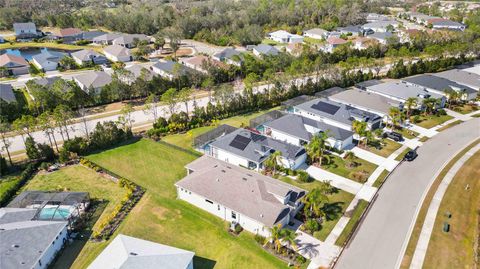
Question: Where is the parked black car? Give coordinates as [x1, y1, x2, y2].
[384, 131, 404, 142]
[404, 150, 418, 161]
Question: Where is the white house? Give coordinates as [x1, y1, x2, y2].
[303, 28, 329, 40]
[73, 71, 112, 93]
[71, 49, 107, 66]
[362, 20, 399, 33]
[322, 36, 348, 53]
[88, 234, 195, 269]
[207, 128, 307, 171]
[268, 30, 304, 43]
[403, 74, 477, 101]
[150, 60, 195, 80]
[212, 48, 243, 66]
[13, 22, 40, 39]
[262, 114, 354, 150]
[0, 208, 69, 269]
[252, 44, 280, 57]
[176, 155, 306, 237]
[429, 19, 466, 31]
[103, 45, 132, 62]
[31, 51, 66, 71]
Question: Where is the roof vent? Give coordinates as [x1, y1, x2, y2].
[242, 177, 247, 181]
[130, 252, 138, 256]
[12, 244, 19, 248]
[260, 214, 264, 218]
[216, 178, 220, 182]
[221, 169, 226, 173]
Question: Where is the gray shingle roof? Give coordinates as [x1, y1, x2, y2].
[103, 44, 131, 57]
[295, 98, 382, 126]
[210, 128, 306, 163]
[0, 208, 68, 269]
[264, 114, 353, 141]
[253, 44, 279, 56]
[403, 74, 476, 94]
[329, 88, 401, 115]
[0, 83, 16, 103]
[93, 33, 121, 42]
[81, 31, 107, 41]
[365, 80, 444, 101]
[433, 69, 480, 89]
[32, 51, 66, 66]
[13, 22, 36, 32]
[151, 60, 194, 76]
[126, 64, 153, 80]
[27, 76, 61, 88]
[304, 28, 328, 36]
[87, 234, 195, 269]
[74, 71, 112, 89]
[368, 31, 394, 41]
[71, 49, 103, 61]
[176, 155, 306, 226]
[213, 48, 242, 60]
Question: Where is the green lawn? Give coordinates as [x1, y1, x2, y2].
[397, 127, 419, 139]
[276, 176, 355, 241]
[372, 169, 389, 188]
[419, 136, 429, 142]
[261, 38, 284, 45]
[395, 148, 411, 161]
[335, 199, 369, 246]
[23, 165, 128, 269]
[81, 139, 289, 269]
[322, 154, 378, 183]
[436, 120, 463, 132]
[366, 139, 402, 158]
[303, 37, 324, 44]
[0, 173, 21, 205]
[472, 113, 480, 118]
[415, 114, 454, 129]
[162, 108, 278, 151]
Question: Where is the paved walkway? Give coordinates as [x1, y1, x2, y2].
[325, 197, 360, 244]
[409, 143, 480, 269]
[445, 108, 473, 121]
[306, 166, 363, 194]
[350, 147, 386, 167]
[407, 124, 438, 138]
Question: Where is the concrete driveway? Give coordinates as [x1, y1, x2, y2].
[335, 118, 480, 269]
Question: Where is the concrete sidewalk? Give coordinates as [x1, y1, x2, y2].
[306, 166, 363, 194]
[409, 143, 480, 269]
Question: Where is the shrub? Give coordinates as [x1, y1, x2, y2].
[39, 162, 49, 171]
[304, 218, 320, 233]
[296, 255, 307, 264]
[436, 108, 447, 116]
[254, 234, 266, 244]
[0, 162, 39, 206]
[297, 170, 312, 183]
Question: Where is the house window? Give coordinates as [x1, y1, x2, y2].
[231, 211, 237, 219]
[205, 199, 213, 204]
[217, 205, 220, 210]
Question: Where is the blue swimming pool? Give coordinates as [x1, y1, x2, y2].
[38, 207, 71, 220]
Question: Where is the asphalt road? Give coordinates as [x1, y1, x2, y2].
[335, 118, 480, 269]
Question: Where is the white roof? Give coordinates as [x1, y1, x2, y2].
[269, 30, 302, 39]
[88, 234, 195, 269]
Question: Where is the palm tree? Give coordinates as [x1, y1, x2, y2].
[302, 188, 329, 219]
[423, 98, 439, 116]
[306, 132, 329, 166]
[388, 107, 402, 129]
[352, 120, 367, 148]
[265, 151, 282, 175]
[280, 228, 298, 251]
[404, 97, 418, 118]
[265, 224, 284, 253]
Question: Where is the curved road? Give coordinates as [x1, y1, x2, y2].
[335, 118, 480, 269]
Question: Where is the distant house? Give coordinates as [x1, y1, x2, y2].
[0, 36, 4, 43]
[367, 32, 394, 45]
[25, 77, 61, 97]
[212, 48, 243, 66]
[262, 114, 354, 150]
[360, 80, 446, 108]
[322, 36, 348, 53]
[123, 64, 154, 84]
[252, 44, 279, 57]
[366, 13, 390, 22]
[73, 71, 112, 93]
[403, 74, 477, 101]
[71, 49, 107, 66]
[150, 60, 195, 80]
[268, 30, 304, 43]
[337, 25, 363, 36]
[180, 55, 226, 73]
[112, 34, 150, 48]
[433, 69, 480, 92]
[428, 18, 466, 31]
[175, 155, 306, 237]
[303, 28, 329, 40]
[401, 12, 438, 25]
[0, 83, 16, 103]
[329, 88, 402, 119]
[354, 37, 378, 50]
[0, 207, 68, 269]
[56, 28, 83, 43]
[0, 53, 29, 75]
[207, 127, 307, 171]
[81, 31, 107, 42]
[103, 45, 132, 62]
[285, 43, 303, 55]
[362, 20, 399, 33]
[92, 33, 122, 45]
[13, 22, 40, 39]
[293, 98, 383, 131]
[87, 234, 195, 269]
[31, 51, 66, 71]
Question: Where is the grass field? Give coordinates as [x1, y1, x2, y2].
[366, 139, 402, 158]
[397, 127, 419, 139]
[422, 150, 480, 269]
[322, 154, 378, 183]
[400, 139, 480, 268]
[277, 176, 354, 241]
[372, 169, 389, 188]
[395, 148, 411, 161]
[23, 165, 128, 269]
[416, 114, 454, 129]
[162, 108, 278, 151]
[0, 172, 21, 204]
[436, 120, 463, 132]
[82, 139, 289, 269]
[335, 199, 369, 246]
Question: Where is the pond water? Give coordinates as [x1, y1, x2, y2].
[0, 47, 77, 61]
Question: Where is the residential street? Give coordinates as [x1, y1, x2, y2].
[334, 118, 480, 269]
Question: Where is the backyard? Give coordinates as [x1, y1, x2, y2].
[422, 151, 480, 269]
[321, 154, 378, 183]
[81, 139, 289, 269]
[22, 165, 128, 269]
[277, 176, 355, 241]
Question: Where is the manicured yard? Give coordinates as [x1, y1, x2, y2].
[419, 136, 429, 142]
[322, 154, 378, 183]
[162, 108, 278, 151]
[372, 169, 389, 188]
[423, 151, 480, 269]
[366, 139, 402, 158]
[335, 199, 369, 246]
[436, 120, 463, 132]
[261, 38, 283, 45]
[395, 148, 411, 161]
[23, 165, 128, 269]
[303, 37, 324, 44]
[277, 176, 355, 241]
[81, 139, 289, 269]
[415, 114, 453, 129]
[451, 103, 479, 114]
[397, 127, 419, 139]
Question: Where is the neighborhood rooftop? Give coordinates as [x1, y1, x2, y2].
[176, 155, 306, 226]
[87, 234, 195, 269]
[403, 74, 477, 94]
[365, 80, 444, 100]
[74, 71, 112, 89]
[329, 88, 402, 115]
[433, 69, 480, 89]
[209, 128, 306, 164]
[0, 83, 15, 103]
